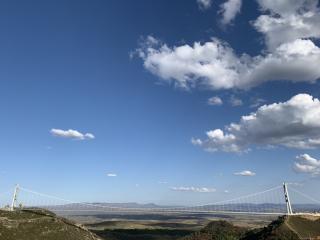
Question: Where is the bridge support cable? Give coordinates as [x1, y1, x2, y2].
[9, 185, 289, 216]
[289, 187, 320, 205]
[288, 186, 320, 214]
[0, 189, 13, 209]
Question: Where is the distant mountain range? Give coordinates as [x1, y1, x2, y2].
[33, 202, 320, 215]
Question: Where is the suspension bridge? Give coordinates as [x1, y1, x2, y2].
[1, 182, 319, 217]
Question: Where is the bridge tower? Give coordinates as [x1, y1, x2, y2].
[10, 184, 19, 211]
[283, 182, 293, 215]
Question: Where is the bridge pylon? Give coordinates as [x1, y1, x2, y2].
[10, 184, 19, 211]
[283, 182, 293, 215]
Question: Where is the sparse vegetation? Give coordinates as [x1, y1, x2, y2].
[176, 215, 320, 240]
[0, 209, 101, 240]
[1, 209, 320, 240]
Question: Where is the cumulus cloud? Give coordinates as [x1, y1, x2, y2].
[208, 96, 223, 106]
[220, 0, 242, 25]
[197, 0, 212, 10]
[136, 0, 320, 91]
[170, 186, 216, 193]
[107, 173, 117, 177]
[50, 129, 95, 140]
[294, 154, 320, 176]
[192, 94, 320, 152]
[234, 170, 256, 176]
[137, 37, 320, 90]
[254, 0, 320, 50]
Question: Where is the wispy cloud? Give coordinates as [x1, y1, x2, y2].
[208, 96, 223, 106]
[220, 0, 242, 25]
[197, 0, 212, 10]
[107, 173, 117, 177]
[250, 98, 266, 108]
[234, 170, 256, 176]
[50, 129, 95, 140]
[170, 186, 216, 193]
[229, 95, 243, 106]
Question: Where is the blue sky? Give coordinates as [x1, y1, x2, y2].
[0, 0, 320, 205]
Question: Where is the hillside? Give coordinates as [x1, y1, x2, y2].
[179, 215, 320, 240]
[243, 215, 320, 240]
[181, 220, 247, 240]
[242, 216, 299, 240]
[0, 209, 102, 240]
[1, 210, 320, 240]
[286, 215, 320, 239]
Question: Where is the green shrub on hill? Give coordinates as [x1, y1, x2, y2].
[181, 220, 247, 240]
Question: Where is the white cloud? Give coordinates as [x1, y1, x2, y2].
[107, 173, 117, 177]
[170, 186, 216, 193]
[192, 94, 320, 152]
[220, 0, 242, 25]
[197, 0, 212, 10]
[50, 129, 95, 140]
[137, 37, 320, 90]
[234, 170, 256, 176]
[84, 133, 95, 139]
[208, 96, 223, 106]
[230, 95, 243, 106]
[254, 0, 320, 50]
[191, 138, 203, 146]
[250, 98, 266, 108]
[136, 0, 320, 91]
[294, 154, 320, 176]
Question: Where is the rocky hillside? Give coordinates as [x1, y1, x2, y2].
[0, 209, 102, 240]
[180, 215, 320, 240]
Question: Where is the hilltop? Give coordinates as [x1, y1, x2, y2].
[179, 215, 320, 240]
[181, 220, 247, 240]
[0, 209, 102, 240]
[243, 216, 299, 240]
[243, 215, 320, 240]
